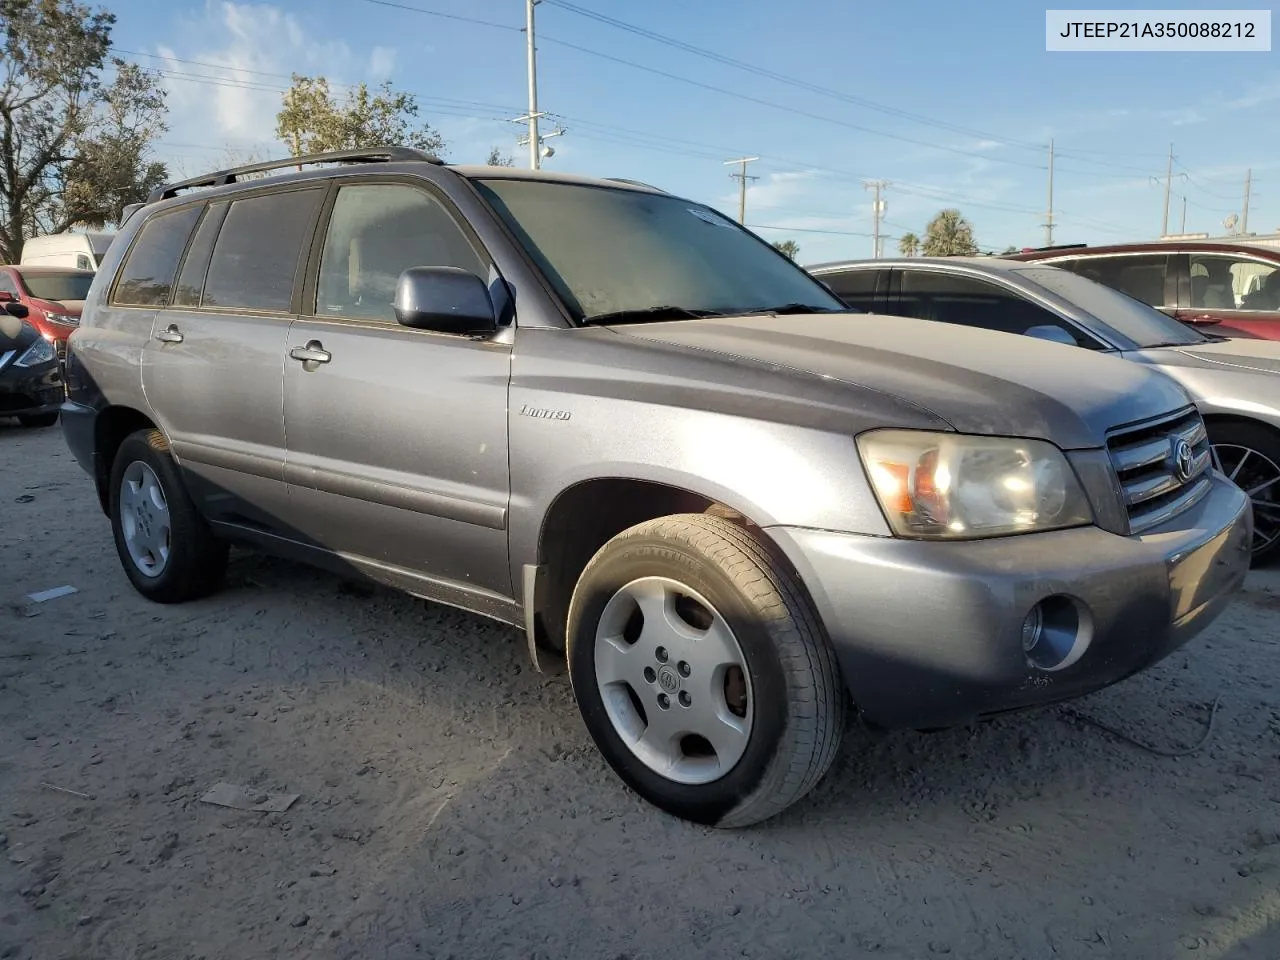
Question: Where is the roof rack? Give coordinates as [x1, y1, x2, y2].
[146, 147, 442, 204]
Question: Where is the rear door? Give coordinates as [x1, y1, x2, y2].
[281, 177, 513, 595]
[140, 186, 325, 531]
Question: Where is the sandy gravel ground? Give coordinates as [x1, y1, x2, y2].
[2, 421, 1280, 960]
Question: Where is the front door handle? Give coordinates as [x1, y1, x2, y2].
[154, 325, 183, 343]
[289, 340, 331, 364]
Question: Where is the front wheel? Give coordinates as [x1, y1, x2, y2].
[1209, 421, 1280, 564]
[566, 514, 845, 828]
[109, 428, 229, 602]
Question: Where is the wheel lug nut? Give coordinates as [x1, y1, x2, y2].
[678, 691, 691, 708]
[678, 661, 690, 677]
[655, 647, 669, 663]
[643, 667, 656, 684]
[657, 693, 670, 710]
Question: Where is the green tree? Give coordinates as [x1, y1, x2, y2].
[0, 0, 170, 260]
[898, 232, 920, 257]
[771, 239, 800, 260]
[276, 75, 445, 158]
[486, 146, 515, 167]
[922, 209, 978, 257]
[1000, 245, 1020, 255]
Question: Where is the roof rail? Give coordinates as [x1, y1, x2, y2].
[1021, 242, 1088, 252]
[605, 177, 666, 192]
[146, 147, 443, 204]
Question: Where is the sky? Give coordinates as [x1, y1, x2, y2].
[108, 0, 1280, 263]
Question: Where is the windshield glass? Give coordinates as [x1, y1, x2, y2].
[22, 272, 94, 302]
[1016, 266, 1207, 348]
[473, 178, 845, 322]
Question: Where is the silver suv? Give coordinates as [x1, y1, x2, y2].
[61, 149, 1252, 827]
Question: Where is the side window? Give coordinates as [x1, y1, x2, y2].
[821, 270, 880, 311]
[1062, 255, 1170, 308]
[896, 270, 1094, 346]
[112, 206, 203, 306]
[173, 203, 228, 307]
[75, 254, 91, 270]
[203, 189, 323, 312]
[1188, 253, 1279, 311]
[316, 183, 486, 323]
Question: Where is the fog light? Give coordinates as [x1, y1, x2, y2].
[1023, 595, 1092, 673]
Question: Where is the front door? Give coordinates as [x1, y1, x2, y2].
[1175, 251, 1280, 340]
[141, 187, 325, 531]
[282, 179, 512, 596]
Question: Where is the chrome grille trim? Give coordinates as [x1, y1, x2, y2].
[1106, 407, 1213, 535]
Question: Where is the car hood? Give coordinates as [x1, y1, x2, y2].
[610, 312, 1192, 449]
[1142, 337, 1280, 375]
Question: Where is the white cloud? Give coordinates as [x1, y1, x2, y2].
[153, 2, 383, 160]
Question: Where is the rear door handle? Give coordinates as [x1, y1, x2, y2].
[289, 341, 331, 364]
[154, 325, 183, 343]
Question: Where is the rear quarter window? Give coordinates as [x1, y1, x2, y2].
[112, 206, 204, 306]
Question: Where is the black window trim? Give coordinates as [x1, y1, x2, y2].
[887, 264, 1115, 351]
[107, 199, 208, 309]
[299, 172, 505, 335]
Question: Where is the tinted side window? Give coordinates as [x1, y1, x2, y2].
[1188, 253, 1280, 311]
[896, 270, 1095, 346]
[173, 203, 228, 307]
[1061, 255, 1170, 308]
[316, 183, 486, 323]
[821, 270, 881, 310]
[112, 206, 203, 306]
[203, 189, 323, 312]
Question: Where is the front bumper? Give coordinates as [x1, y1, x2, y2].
[769, 472, 1252, 730]
[0, 359, 62, 417]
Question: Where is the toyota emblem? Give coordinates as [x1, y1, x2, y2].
[1173, 439, 1195, 483]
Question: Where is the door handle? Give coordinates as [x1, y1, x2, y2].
[154, 325, 183, 343]
[289, 340, 331, 364]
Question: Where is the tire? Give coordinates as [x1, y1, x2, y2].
[17, 411, 59, 428]
[1209, 421, 1280, 565]
[566, 514, 845, 828]
[108, 428, 229, 602]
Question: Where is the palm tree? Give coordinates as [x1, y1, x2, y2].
[898, 232, 920, 257]
[922, 209, 978, 257]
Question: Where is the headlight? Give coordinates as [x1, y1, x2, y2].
[15, 336, 56, 368]
[857, 429, 1094, 539]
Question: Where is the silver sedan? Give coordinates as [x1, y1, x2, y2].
[808, 256, 1280, 561]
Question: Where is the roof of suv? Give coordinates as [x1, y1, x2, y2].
[1009, 240, 1280, 262]
[807, 256, 1028, 273]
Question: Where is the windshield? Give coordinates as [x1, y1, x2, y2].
[22, 272, 94, 302]
[1016, 266, 1207, 348]
[473, 179, 845, 322]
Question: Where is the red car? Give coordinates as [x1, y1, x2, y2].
[1009, 240, 1280, 340]
[0, 264, 95, 358]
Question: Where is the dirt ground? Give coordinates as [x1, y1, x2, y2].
[2, 421, 1280, 960]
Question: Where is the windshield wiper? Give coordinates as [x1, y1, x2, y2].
[580, 306, 720, 326]
[735, 302, 847, 316]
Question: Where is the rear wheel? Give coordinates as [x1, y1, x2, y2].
[566, 514, 845, 827]
[1209, 421, 1280, 564]
[109, 429, 228, 602]
[17, 411, 58, 428]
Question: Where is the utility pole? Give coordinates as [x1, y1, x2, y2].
[1043, 138, 1055, 247]
[724, 157, 759, 223]
[1161, 142, 1174, 238]
[1180, 194, 1187, 234]
[1242, 168, 1252, 235]
[864, 180, 888, 258]
[525, 0, 541, 170]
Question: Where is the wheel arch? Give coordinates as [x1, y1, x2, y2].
[92, 405, 162, 514]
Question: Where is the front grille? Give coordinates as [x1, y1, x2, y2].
[1107, 406, 1213, 534]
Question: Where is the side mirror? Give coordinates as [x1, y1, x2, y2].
[1025, 324, 1076, 346]
[3, 301, 29, 319]
[394, 266, 497, 335]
